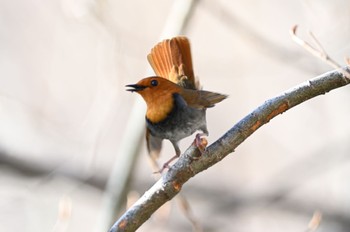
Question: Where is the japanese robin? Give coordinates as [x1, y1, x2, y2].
[126, 36, 227, 170]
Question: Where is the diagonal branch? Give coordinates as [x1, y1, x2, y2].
[109, 68, 350, 232]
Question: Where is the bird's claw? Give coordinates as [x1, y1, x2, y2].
[154, 155, 179, 174]
[154, 163, 170, 174]
[194, 133, 208, 155]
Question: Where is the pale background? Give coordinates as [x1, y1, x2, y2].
[1, 0, 350, 231]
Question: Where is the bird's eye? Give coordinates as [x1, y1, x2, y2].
[150, 79, 158, 86]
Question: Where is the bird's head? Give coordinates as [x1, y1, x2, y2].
[126, 77, 182, 122]
[126, 76, 181, 104]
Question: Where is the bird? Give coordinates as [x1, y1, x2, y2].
[126, 36, 227, 171]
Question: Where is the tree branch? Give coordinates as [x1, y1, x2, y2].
[109, 68, 350, 232]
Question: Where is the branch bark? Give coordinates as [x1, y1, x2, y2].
[109, 68, 350, 232]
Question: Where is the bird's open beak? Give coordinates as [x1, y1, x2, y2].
[126, 84, 146, 92]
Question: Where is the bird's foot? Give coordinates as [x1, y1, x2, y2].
[154, 155, 179, 174]
[194, 133, 208, 155]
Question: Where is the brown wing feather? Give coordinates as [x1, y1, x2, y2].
[147, 36, 198, 90]
[146, 128, 163, 160]
[181, 89, 228, 109]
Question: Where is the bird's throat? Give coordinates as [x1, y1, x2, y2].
[146, 96, 175, 124]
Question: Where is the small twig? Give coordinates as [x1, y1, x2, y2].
[346, 57, 350, 66]
[51, 195, 72, 232]
[308, 31, 327, 58]
[290, 25, 350, 79]
[305, 211, 322, 232]
[176, 195, 203, 232]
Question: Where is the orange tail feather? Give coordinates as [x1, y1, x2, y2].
[147, 36, 198, 90]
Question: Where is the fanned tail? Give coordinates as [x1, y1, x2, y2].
[147, 36, 198, 90]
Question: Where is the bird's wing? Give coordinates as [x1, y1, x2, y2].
[181, 89, 228, 109]
[147, 36, 199, 90]
[146, 127, 163, 160]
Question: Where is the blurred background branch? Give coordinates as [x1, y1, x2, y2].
[97, 1, 199, 232]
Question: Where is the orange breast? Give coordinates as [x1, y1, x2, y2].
[146, 95, 175, 123]
[138, 84, 180, 123]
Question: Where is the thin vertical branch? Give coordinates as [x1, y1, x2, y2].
[96, 1, 198, 232]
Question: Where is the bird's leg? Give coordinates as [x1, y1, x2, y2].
[158, 156, 178, 173]
[156, 142, 181, 173]
[194, 133, 208, 155]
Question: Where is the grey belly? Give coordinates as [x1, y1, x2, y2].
[147, 107, 208, 142]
